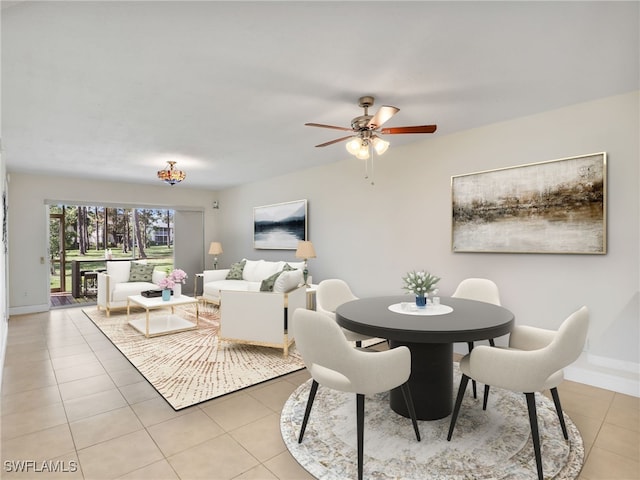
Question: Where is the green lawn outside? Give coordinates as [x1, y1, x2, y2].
[50, 246, 174, 291]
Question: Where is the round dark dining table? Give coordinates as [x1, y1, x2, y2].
[336, 295, 514, 420]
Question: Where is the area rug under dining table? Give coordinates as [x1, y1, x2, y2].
[83, 304, 306, 410]
[281, 366, 584, 480]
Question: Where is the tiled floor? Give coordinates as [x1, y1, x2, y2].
[1, 307, 639, 480]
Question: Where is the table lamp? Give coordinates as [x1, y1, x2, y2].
[208, 242, 223, 269]
[295, 240, 316, 286]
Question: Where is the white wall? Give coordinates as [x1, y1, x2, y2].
[216, 92, 639, 394]
[0, 154, 8, 387]
[7, 175, 221, 314]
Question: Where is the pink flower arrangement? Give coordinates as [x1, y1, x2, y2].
[158, 268, 188, 290]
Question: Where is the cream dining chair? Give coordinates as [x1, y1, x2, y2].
[316, 279, 374, 347]
[452, 277, 502, 398]
[447, 306, 589, 480]
[294, 308, 421, 480]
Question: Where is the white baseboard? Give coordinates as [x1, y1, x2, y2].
[9, 303, 50, 316]
[565, 353, 639, 397]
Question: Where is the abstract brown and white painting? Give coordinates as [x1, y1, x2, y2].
[452, 153, 606, 254]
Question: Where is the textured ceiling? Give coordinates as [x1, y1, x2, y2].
[2, 1, 638, 189]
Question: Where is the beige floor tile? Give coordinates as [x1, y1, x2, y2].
[593, 422, 640, 461]
[201, 392, 272, 431]
[559, 388, 613, 422]
[248, 379, 299, 412]
[1, 362, 58, 395]
[63, 387, 128, 422]
[118, 379, 160, 404]
[107, 366, 147, 387]
[1, 424, 75, 461]
[54, 361, 107, 384]
[581, 446, 640, 480]
[100, 354, 139, 373]
[1, 402, 68, 440]
[58, 373, 117, 401]
[230, 412, 287, 462]
[262, 451, 316, 480]
[116, 459, 180, 480]
[51, 352, 101, 371]
[77, 429, 164, 479]
[147, 409, 225, 457]
[232, 464, 278, 479]
[130, 397, 191, 427]
[606, 395, 640, 433]
[1, 384, 62, 415]
[167, 434, 260, 480]
[69, 405, 143, 449]
[1, 347, 50, 366]
[568, 411, 603, 456]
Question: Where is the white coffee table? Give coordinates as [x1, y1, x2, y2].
[127, 294, 199, 338]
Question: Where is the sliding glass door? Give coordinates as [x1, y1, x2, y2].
[48, 204, 177, 298]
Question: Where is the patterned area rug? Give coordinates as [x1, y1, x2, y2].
[281, 367, 584, 480]
[83, 304, 305, 410]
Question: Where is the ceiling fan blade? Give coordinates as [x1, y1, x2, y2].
[305, 122, 354, 132]
[380, 125, 438, 134]
[314, 135, 354, 147]
[367, 105, 399, 129]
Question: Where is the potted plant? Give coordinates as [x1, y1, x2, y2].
[402, 270, 440, 308]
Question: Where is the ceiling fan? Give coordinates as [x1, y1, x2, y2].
[305, 96, 437, 160]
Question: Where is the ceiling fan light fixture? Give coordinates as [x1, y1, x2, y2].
[346, 137, 362, 155]
[372, 137, 389, 155]
[157, 160, 186, 185]
[356, 144, 370, 160]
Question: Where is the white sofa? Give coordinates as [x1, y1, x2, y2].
[97, 261, 167, 316]
[202, 259, 307, 356]
[201, 259, 306, 306]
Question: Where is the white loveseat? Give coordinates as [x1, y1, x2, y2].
[201, 259, 307, 356]
[97, 261, 167, 316]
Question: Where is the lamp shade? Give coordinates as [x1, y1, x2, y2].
[208, 242, 223, 255]
[295, 241, 316, 259]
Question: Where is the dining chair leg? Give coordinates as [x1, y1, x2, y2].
[399, 382, 421, 441]
[482, 384, 490, 410]
[525, 392, 544, 480]
[298, 380, 319, 443]
[467, 342, 477, 399]
[550, 387, 569, 440]
[447, 374, 470, 441]
[356, 393, 365, 480]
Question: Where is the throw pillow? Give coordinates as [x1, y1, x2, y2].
[274, 269, 304, 293]
[226, 260, 246, 280]
[128, 262, 155, 282]
[260, 270, 283, 292]
[282, 263, 296, 271]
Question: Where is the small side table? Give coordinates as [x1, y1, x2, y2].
[194, 273, 204, 298]
[305, 284, 318, 310]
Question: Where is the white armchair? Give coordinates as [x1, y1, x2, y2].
[447, 306, 589, 480]
[219, 285, 306, 357]
[97, 261, 166, 316]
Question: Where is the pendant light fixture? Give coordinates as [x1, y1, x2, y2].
[157, 161, 186, 185]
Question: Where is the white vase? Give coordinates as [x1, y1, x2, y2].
[173, 283, 181, 298]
